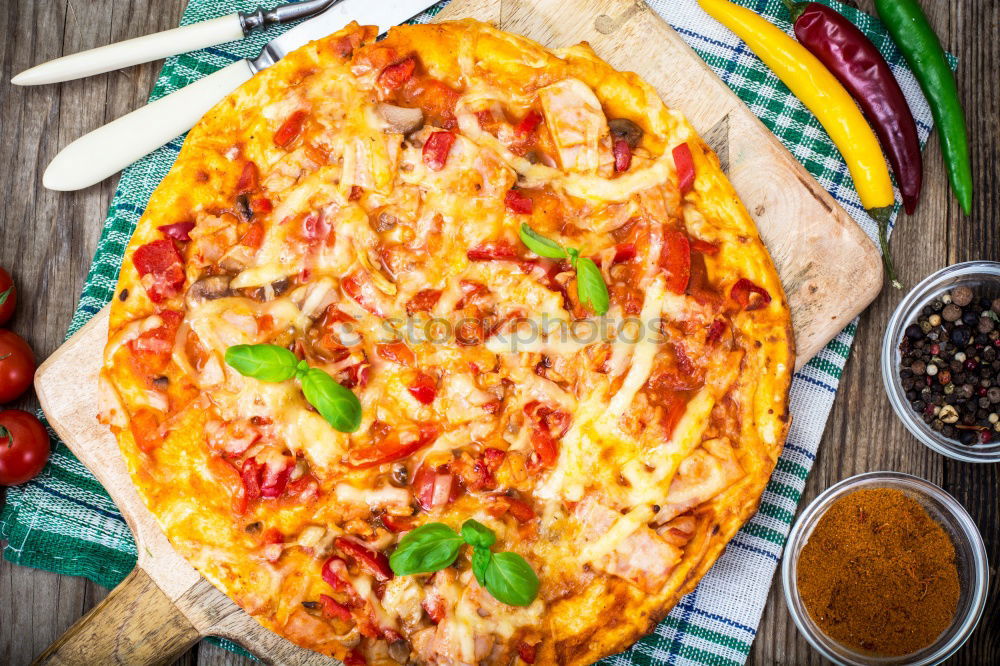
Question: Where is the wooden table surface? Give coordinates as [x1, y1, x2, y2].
[1, 0, 996, 664]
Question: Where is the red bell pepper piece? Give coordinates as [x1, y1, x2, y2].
[613, 139, 632, 172]
[467, 241, 519, 262]
[731, 277, 772, 311]
[318, 594, 352, 621]
[274, 110, 307, 148]
[346, 424, 440, 469]
[378, 56, 416, 90]
[422, 131, 456, 171]
[504, 189, 534, 214]
[660, 230, 692, 295]
[236, 161, 259, 193]
[515, 110, 543, 135]
[157, 222, 195, 242]
[672, 143, 695, 194]
[335, 537, 393, 582]
[407, 372, 437, 404]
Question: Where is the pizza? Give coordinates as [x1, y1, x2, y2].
[99, 19, 793, 665]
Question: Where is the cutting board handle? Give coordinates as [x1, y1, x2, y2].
[32, 566, 200, 665]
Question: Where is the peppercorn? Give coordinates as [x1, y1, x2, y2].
[928, 314, 942, 327]
[961, 311, 979, 327]
[926, 364, 939, 376]
[979, 317, 996, 334]
[938, 369, 951, 385]
[951, 328, 970, 346]
[950, 285, 973, 307]
[911, 360, 926, 375]
[992, 297, 1000, 313]
[905, 323, 924, 339]
[942, 304, 962, 322]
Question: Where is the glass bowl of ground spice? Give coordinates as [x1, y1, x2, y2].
[882, 261, 1000, 462]
[782, 472, 988, 665]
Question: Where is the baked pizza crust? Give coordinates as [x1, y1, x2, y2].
[100, 19, 793, 665]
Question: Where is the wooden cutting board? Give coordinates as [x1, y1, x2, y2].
[32, 1, 881, 663]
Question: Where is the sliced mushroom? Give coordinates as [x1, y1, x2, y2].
[609, 118, 644, 149]
[186, 275, 231, 306]
[373, 211, 399, 232]
[387, 639, 412, 664]
[376, 103, 425, 135]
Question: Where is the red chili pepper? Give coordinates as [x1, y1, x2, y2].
[504, 189, 534, 214]
[422, 131, 456, 171]
[157, 222, 195, 242]
[672, 143, 696, 194]
[785, 1, 922, 214]
[613, 139, 632, 172]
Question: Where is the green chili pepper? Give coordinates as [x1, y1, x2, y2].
[874, 0, 971, 215]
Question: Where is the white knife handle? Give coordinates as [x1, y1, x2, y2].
[43, 60, 254, 191]
[12, 14, 244, 86]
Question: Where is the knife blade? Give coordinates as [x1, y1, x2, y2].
[42, 0, 438, 191]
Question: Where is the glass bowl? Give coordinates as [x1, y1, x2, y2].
[881, 261, 1000, 462]
[782, 472, 989, 666]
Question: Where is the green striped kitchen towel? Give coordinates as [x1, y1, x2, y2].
[1, 1, 944, 664]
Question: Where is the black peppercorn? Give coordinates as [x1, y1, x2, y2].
[962, 311, 979, 326]
[905, 323, 924, 340]
[951, 328, 970, 346]
[988, 387, 1000, 404]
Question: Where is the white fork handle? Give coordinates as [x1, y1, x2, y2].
[12, 14, 244, 86]
[43, 60, 254, 191]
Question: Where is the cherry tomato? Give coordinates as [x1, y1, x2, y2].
[0, 267, 15, 326]
[0, 330, 35, 403]
[0, 409, 50, 485]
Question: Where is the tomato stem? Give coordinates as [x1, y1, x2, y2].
[0, 425, 11, 447]
[0, 285, 12, 306]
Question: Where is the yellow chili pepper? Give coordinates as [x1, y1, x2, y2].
[698, 0, 895, 217]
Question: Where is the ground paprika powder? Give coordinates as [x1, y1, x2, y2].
[796, 488, 960, 656]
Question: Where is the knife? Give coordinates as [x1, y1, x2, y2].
[11, 0, 339, 86]
[42, 0, 437, 191]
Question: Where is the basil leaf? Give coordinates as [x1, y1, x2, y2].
[390, 523, 464, 576]
[461, 519, 496, 549]
[300, 368, 362, 433]
[519, 224, 567, 260]
[574, 257, 610, 315]
[471, 547, 492, 588]
[225, 344, 299, 382]
[484, 551, 539, 607]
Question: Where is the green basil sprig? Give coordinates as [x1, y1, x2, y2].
[518, 223, 610, 315]
[389, 519, 539, 607]
[224, 344, 361, 433]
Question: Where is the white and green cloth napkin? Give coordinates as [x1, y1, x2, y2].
[1, 1, 943, 663]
